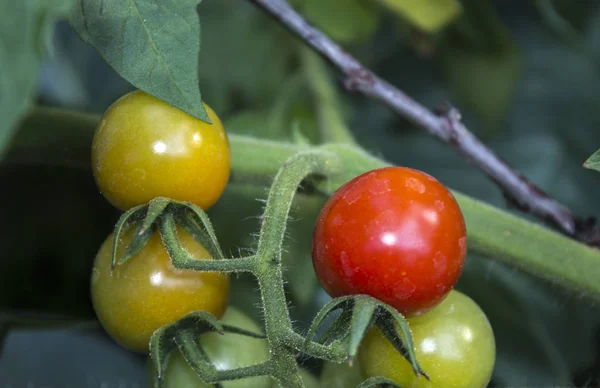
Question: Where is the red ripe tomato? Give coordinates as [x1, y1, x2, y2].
[311, 167, 466, 315]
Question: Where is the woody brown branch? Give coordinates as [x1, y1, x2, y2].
[247, 0, 594, 242]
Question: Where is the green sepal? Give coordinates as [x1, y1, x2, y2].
[172, 200, 227, 261]
[173, 208, 220, 260]
[140, 198, 172, 234]
[117, 224, 156, 266]
[167, 311, 269, 386]
[303, 296, 355, 349]
[317, 307, 352, 345]
[357, 376, 404, 387]
[149, 310, 226, 388]
[111, 198, 172, 268]
[304, 294, 427, 380]
[376, 305, 428, 380]
[149, 324, 178, 388]
[175, 330, 218, 385]
[347, 296, 378, 360]
[111, 204, 146, 269]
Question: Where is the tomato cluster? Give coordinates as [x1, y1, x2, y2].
[88, 91, 495, 387]
[90, 90, 232, 352]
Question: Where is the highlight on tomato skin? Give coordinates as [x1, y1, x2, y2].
[358, 290, 496, 388]
[91, 226, 230, 353]
[91, 89, 231, 211]
[311, 166, 467, 316]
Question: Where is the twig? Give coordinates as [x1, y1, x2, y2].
[248, 0, 584, 239]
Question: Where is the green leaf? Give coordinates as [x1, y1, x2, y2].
[375, 0, 461, 33]
[303, 0, 380, 44]
[70, 0, 209, 122]
[0, 0, 74, 159]
[197, 0, 295, 114]
[225, 110, 271, 137]
[442, 0, 522, 135]
[584, 148, 600, 171]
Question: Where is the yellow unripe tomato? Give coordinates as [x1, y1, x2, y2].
[91, 226, 230, 352]
[92, 90, 230, 210]
[358, 290, 496, 388]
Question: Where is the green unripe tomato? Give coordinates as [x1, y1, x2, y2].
[149, 307, 273, 387]
[320, 360, 365, 387]
[358, 290, 496, 388]
[299, 369, 319, 388]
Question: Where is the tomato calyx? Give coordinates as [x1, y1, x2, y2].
[303, 294, 429, 381]
[149, 309, 267, 387]
[110, 197, 226, 271]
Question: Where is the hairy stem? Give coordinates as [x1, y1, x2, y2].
[176, 330, 275, 382]
[9, 108, 600, 306]
[253, 150, 339, 387]
[160, 213, 257, 273]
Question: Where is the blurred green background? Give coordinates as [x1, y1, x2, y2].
[3, 0, 600, 386]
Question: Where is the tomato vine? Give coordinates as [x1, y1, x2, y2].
[9, 107, 600, 387]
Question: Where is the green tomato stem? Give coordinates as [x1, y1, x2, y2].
[229, 136, 600, 300]
[175, 329, 276, 383]
[160, 213, 257, 273]
[8, 107, 600, 387]
[9, 107, 600, 299]
[253, 150, 339, 387]
[301, 47, 356, 145]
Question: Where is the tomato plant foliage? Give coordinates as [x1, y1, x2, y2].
[3, 0, 600, 388]
[70, 0, 210, 122]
